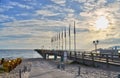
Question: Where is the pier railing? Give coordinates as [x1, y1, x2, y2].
[35, 49, 120, 66]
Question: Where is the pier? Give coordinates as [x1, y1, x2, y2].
[35, 49, 120, 69]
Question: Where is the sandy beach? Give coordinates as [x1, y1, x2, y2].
[28, 58, 74, 78]
[25, 58, 120, 78]
[27, 58, 120, 78]
[0, 58, 120, 78]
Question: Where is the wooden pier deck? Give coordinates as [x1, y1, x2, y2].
[35, 49, 120, 69]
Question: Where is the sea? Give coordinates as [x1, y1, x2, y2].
[0, 49, 42, 59]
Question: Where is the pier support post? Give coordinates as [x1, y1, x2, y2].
[74, 52, 77, 60]
[43, 54, 47, 59]
[54, 53, 57, 60]
[111, 53, 113, 62]
[106, 54, 109, 68]
[91, 53, 95, 67]
[70, 51, 71, 58]
[82, 53, 85, 64]
[47, 54, 49, 59]
[61, 55, 64, 62]
[53, 50, 57, 60]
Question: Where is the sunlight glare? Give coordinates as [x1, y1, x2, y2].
[95, 16, 109, 30]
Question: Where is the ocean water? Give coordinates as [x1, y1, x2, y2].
[0, 49, 42, 59]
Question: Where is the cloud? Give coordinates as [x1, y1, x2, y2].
[101, 38, 120, 46]
[9, 1, 33, 9]
[0, 5, 13, 12]
[35, 4, 74, 21]
[51, 0, 66, 6]
[1, 19, 67, 41]
[0, 15, 9, 22]
[0, 24, 52, 49]
[36, 10, 60, 16]
[16, 13, 30, 16]
[0, 14, 15, 23]
[2, 19, 68, 27]
[0, 0, 120, 49]
[79, 1, 120, 29]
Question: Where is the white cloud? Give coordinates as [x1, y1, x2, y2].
[0, 15, 14, 22]
[2, 19, 68, 27]
[64, 8, 74, 13]
[0, 15, 9, 22]
[16, 13, 30, 16]
[36, 10, 60, 16]
[51, 0, 66, 6]
[9, 1, 33, 9]
[0, 5, 14, 12]
[74, 0, 87, 3]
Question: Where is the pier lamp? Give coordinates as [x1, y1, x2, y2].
[93, 40, 99, 54]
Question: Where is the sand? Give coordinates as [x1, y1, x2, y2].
[29, 58, 74, 78]
[28, 58, 120, 78]
[0, 58, 120, 78]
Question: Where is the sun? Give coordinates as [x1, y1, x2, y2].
[95, 16, 109, 30]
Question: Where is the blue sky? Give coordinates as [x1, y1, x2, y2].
[0, 0, 120, 50]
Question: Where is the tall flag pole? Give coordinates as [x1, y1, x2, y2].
[74, 21, 76, 54]
[57, 33, 59, 50]
[51, 37, 53, 50]
[53, 36, 55, 50]
[56, 34, 58, 50]
[61, 30, 63, 50]
[59, 32, 60, 50]
[55, 35, 57, 50]
[52, 36, 55, 50]
[54, 35, 57, 50]
[64, 27, 66, 50]
[69, 24, 71, 52]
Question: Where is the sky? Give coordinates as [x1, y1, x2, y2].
[0, 0, 120, 50]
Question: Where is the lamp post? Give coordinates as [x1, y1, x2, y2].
[93, 40, 99, 54]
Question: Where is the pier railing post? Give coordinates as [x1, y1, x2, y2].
[111, 53, 113, 62]
[74, 51, 77, 60]
[82, 53, 85, 64]
[75, 52, 76, 57]
[99, 53, 101, 61]
[61, 52, 64, 62]
[43, 54, 47, 59]
[106, 54, 109, 68]
[70, 51, 71, 58]
[54, 53, 57, 60]
[91, 53, 95, 67]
